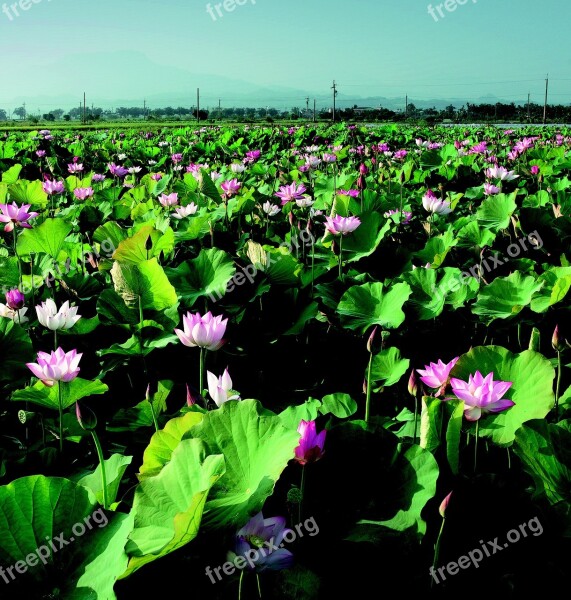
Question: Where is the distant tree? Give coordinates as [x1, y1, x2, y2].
[13, 106, 26, 119]
[0, 109, 7, 121]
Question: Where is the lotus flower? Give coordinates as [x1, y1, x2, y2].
[107, 163, 129, 178]
[73, 187, 94, 200]
[0, 303, 28, 323]
[35, 299, 81, 331]
[158, 192, 179, 207]
[5, 289, 24, 310]
[294, 420, 326, 465]
[244, 150, 261, 163]
[227, 512, 294, 573]
[296, 196, 314, 208]
[484, 183, 501, 196]
[275, 182, 307, 205]
[422, 190, 452, 215]
[485, 166, 519, 181]
[337, 189, 359, 198]
[68, 163, 84, 174]
[324, 215, 361, 235]
[26, 348, 82, 387]
[172, 203, 198, 219]
[42, 179, 65, 195]
[91, 174, 106, 183]
[230, 162, 245, 174]
[171, 153, 183, 164]
[531, 165, 540, 175]
[0, 202, 39, 232]
[174, 311, 227, 350]
[220, 179, 241, 197]
[207, 368, 240, 407]
[449, 371, 514, 421]
[262, 202, 280, 216]
[416, 357, 459, 396]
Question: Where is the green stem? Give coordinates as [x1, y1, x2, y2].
[256, 574, 262, 599]
[199, 347, 206, 406]
[149, 400, 159, 433]
[54, 329, 58, 352]
[13, 230, 22, 292]
[338, 235, 344, 280]
[58, 381, 63, 453]
[413, 394, 419, 444]
[91, 430, 109, 510]
[311, 236, 315, 298]
[299, 466, 306, 523]
[555, 350, 562, 420]
[365, 351, 373, 423]
[431, 518, 446, 589]
[238, 570, 244, 600]
[474, 420, 479, 474]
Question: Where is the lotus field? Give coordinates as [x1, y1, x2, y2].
[0, 123, 570, 598]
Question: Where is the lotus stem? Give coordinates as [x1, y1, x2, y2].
[91, 430, 109, 510]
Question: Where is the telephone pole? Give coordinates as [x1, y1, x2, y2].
[83, 92, 86, 124]
[197, 88, 200, 123]
[542, 74, 549, 124]
[305, 96, 309, 119]
[313, 99, 316, 123]
[332, 80, 337, 122]
[405, 95, 408, 118]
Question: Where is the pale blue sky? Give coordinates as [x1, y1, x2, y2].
[0, 0, 569, 110]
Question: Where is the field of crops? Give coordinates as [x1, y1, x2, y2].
[0, 123, 569, 598]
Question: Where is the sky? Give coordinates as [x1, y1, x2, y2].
[0, 0, 570, 112]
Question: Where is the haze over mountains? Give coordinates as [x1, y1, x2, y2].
[1, 52, 547, 114]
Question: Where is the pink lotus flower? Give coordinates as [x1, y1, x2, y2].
[484, 183, 501, 196]
[26, 348, 82, 387]
[275, 182, 307, 206]
[422, 190, 452, 216]
[172, 203, 198, 219]
[294, 420, 326, 466]
[36, 299, 81, 331]
[36, 150, 46, 158]
[324, 215, 361, 235]
[531, 165, 540, 175]
[68, 163, 84, 174]
[322, 153, 337, 163]
[485, 166, 518, 181]
[337, 189, 359, 198]
[0, 202, 39, 232]
[150, 173, 163, 181]
[244, 150, 261, 163]
[91, 174, 106, 183]
[171, 153, 183, 164]
[207, 368, 240, 407]
[450, 371, 514, 421]
[220, 179, 241, 197]
[73, 187, 94, 200]
[5, 289, 24, 310]
[158, 192, 179, 207]
[107, 163, 129, 178]
[416, 357, 459, 396]
[394, 150, 408, 160]
[175, 311, 227, 350]
[42, 179, 65, 195]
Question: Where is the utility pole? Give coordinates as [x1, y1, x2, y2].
[143, 99, 146, 119]
[305, 96, 309, 119]
[313, 98, 316, 123]
[405, 95, 408, 118]
[527, 92, 531, 122]
[332, 80, 337, 122]
[218, 98, 221, 118]
[543, 74, 549, 125]
[83, 92, 86, 124]
[197, 88, 200, 123]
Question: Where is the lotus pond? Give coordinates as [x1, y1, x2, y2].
[0, 123, 569, 598]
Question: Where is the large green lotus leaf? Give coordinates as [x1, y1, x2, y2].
[17, 218, 72, 258]
[184, 400, 300, 528]
[112, 224, 174, 264]
[319, 393, 358, 418]
[414, 226, 457, 268]
[11, 378, 108, 410]
[476, 192, 517, 231]
[337, 282, 411, 332]
[112, 258, 177, 311]
[530, 266, 571, 313]
[93, 221, 128, 252]
[138, 412, 205, 480]
[450, 346, 555, 446]
[0, 475, 133, 599]
[123, 438, 225, 577]
[403, 267, 445, 319]
[342, 212, 391, 263]
[0, 255, 20, 291]
[514, 420, 571, 506]
[370, 347, 410, 389]
[472, 271, 544, 323]
[278, 398, 322, 430]
[351, 444, 439, 537]
[165, 247, 236, 305]
[7, 179, 48, 208]
[198, 167, 222, 202]
[96, 288, 139, 325]
[75, 454, 133, 507]
[1, 163, 22, 182]
[0, 318, 33, 387]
